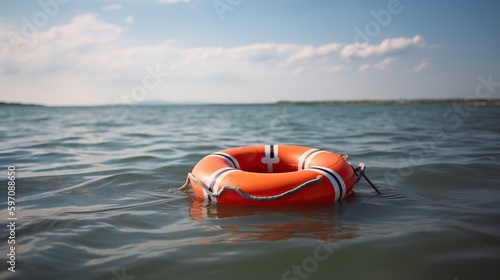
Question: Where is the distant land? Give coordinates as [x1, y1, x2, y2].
[0, 101, 44, 107]
[136, 99, 208, 106]
[1, 99, 500, 107]
[217, 99, 500, 106]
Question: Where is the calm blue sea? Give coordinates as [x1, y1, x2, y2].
[1, 104, 499, 280]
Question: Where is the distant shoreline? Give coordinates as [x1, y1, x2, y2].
[2, 99, 500, 107]
[0, 102, 44, 107]
[216, 99, 500, 106]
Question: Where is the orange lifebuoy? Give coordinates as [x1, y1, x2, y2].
[181, 145, 363, 206]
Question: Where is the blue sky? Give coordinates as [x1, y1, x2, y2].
[0, 0, 499, 105]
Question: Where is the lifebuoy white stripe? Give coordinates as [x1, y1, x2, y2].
[203, 167, 234, 202]
[309, 166, 346, 201]
[211, 169, 238, 203]
[261, 144, 280, 172]
[210, 152, 240, 169]
[303, 150, 325, 170]
[298, 148, 319, 170]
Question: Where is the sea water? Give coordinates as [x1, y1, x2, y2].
[0, 104, 499, 280]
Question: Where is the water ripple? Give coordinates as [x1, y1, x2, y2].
[1, 105, 499, 280]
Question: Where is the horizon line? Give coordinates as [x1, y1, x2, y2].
[2, 98, 500, 107]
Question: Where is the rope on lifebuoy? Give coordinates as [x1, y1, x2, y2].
[350, 163, 381, 194]
[179, 172, 324, 201]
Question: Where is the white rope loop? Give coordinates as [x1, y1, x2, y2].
[179, 172, 324, 201]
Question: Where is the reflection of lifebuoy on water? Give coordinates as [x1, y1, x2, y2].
[187, 199, 360, 243]
[180, 145, 371, 206]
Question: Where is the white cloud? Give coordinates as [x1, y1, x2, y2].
[0, 15, 434, 79]
[341, 35, 428, 60]
[284, 43, 343, 64]
[317, 43, 343, 56]
[102, 4, 122, 11]
[358, 64, 371, 72]
[375, 57, 397, 70]
[125, 16, 134, 24]
[358, 57, 432, 73]
[0, 14, 123, 75]
[286, 46, 316, 64]
[358, 57, 397, 72]
[0, 14, 438, 105]
[413, 58, 429, 72]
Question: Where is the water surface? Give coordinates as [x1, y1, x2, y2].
[1, 105, 499, 280]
